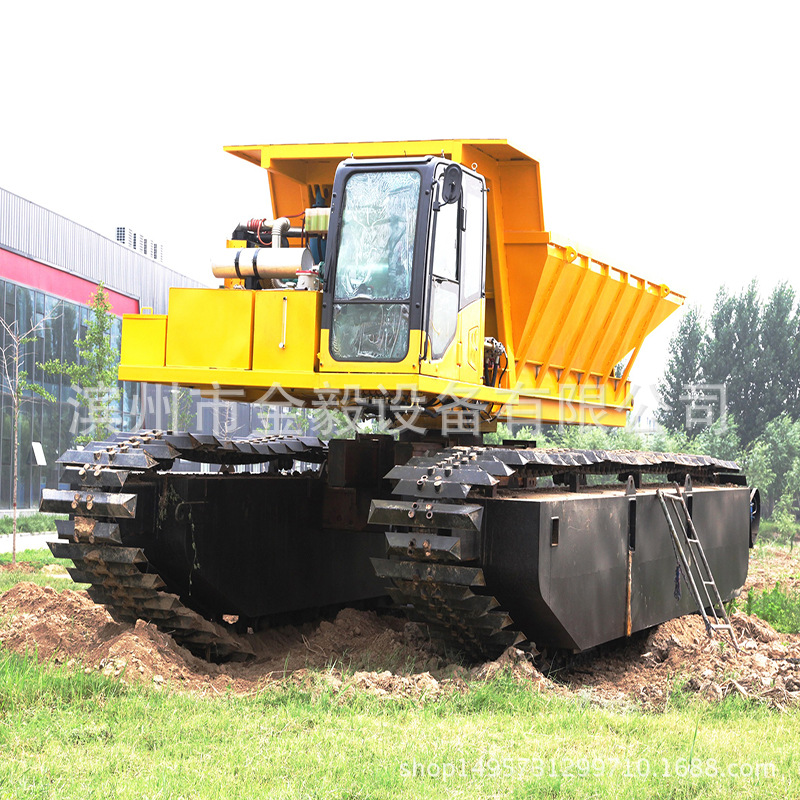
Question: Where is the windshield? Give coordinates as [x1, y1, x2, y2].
[331, 170, 420, 361]
[334, 171, 420, 301]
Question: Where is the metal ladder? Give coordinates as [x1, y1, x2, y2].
[656, 485, 739, 649]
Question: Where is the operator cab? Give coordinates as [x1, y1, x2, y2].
[321, 157, 487, 377]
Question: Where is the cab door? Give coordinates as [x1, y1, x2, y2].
[420, 166, 486, 387]
[422, 167, 460, 378]
[457, 171, 486, 385]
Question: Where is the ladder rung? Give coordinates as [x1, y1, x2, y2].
[657, 488, 738, 650]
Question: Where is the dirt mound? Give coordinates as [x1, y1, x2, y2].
[247, 606, 437, 674]
[0, 562, 36, 573]
[557, 611, 800, 709]
[1, 582, 798, 707]
[472, 645, 559, 691]
[0, 583, 122, 659]
[0, 584, 448, 697]
[289, 668, 458, 701]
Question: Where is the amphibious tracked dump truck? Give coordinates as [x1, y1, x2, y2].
[42, 140, 758, 660]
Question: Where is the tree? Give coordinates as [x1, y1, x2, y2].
[725, 282, 762, 445]
[702, 281, 773, 447]
[740, 414, 800, 518]
[659, 282, 800, 448]
[169, 386, 195, 432]
[688, 418, 742, 462]
[0, 307, 59, 565]
[656, 305, 705, 433]
[757, 283, 798, 428]
[40, 284, 121, 444]
[702, 286, 736, 389]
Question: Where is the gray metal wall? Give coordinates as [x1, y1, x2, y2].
[0, 186, 206, 312]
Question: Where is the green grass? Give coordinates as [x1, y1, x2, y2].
[0, 547, 797, 797]
[0, 548, 59, 570]
[747, 583, 800, 634]
[758, 521, 800, 549]
[0, 549, 85, 594]
[0, 652, 796, 799]
[0, 571, 80, 595]
[0, 514, 65, 535]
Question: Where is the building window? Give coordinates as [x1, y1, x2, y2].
[0, 276, 133, 508]
[116, 226, 126, 244]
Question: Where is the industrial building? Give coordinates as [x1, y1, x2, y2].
[0, 187, 206, 509]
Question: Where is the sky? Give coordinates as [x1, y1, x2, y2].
[1, 1, 798, 409]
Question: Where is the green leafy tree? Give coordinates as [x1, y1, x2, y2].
[688, 418, 742, 462]
[741, 414, 800, 518]
[659, 282, 800, 449]
[169, 386, 195, 432]
[743, 439, 776, 516]
[0, 308, 59, 565]
[702, 286, 737, 390]
[702, 281, 771, 447]
[483, 422, 537, 445]
[656, 305, 705, 433]
[757, 283, 798, 428]
[40, 284, 121, 444]
[725, 283, 763, 445]
[646, 427, 690, 454]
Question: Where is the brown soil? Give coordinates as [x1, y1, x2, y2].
[555, 610, 800, 710]
[0, 546, 798, 709]
[0, 585, 452, 698]
[0, 562, 36, 573]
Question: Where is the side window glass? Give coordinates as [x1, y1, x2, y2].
[429, 280, 459, 359]
[431, 199, 458, 281]
[428, 166, 461, 360]
[461, 173, 485, 304]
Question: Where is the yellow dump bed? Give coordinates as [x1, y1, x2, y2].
[225, 139, 684, 407]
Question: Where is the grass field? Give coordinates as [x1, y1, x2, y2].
[0, 548, 84, 594]
[0, 549, 57, 569]
[748, 583, 800, 633]
[0, 650, 798, 800]
[0, 547, 798, 798]
[0, 514, 63, 535]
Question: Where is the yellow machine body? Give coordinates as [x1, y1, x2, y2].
[119, 140, 684, 427]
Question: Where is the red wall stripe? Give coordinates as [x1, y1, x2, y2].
[0, 247, 140, 315]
